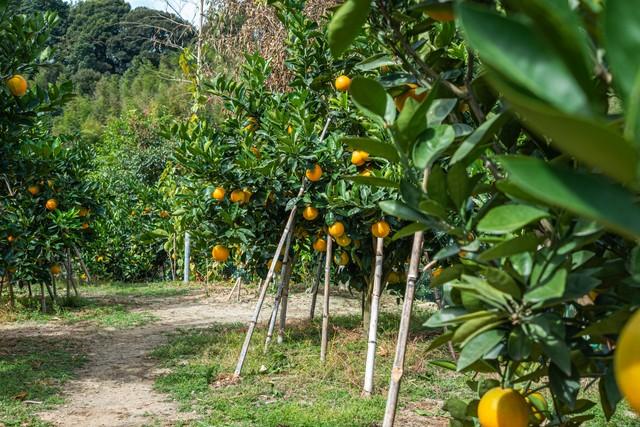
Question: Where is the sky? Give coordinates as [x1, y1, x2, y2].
[65, 0, 199, 24]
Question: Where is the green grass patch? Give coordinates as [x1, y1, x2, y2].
[0, 337, 86, 426]
[87, 281, 195, 299]
[152, 311, 470, 427]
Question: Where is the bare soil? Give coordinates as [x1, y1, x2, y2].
[0, 284, 440, 427]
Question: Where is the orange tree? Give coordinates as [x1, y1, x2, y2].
[328, 0, 640, 425]
[167, 2, 419, 313]
[1, 2, 93, 308]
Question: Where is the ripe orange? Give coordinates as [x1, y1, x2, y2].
[359, 169, 372, 177]
[268, 258, 283, 273]
[6, 75, 28, 97]
[7, 235, 16, 243]
[313, 238, 327, 252]
[212, 187, 225, 200]
[334, 252, 349, 266]
[131, 210, 137, 216]
[432, 266, 443, 278]
[27, 185, 40, 196]
[305, 164, 323, 182]
[78, 207, 89, 217]
[394, 84, 428, 111]
[50, 264, 62, 275]
[244, 116, 258, 132]
[303, 206, 319, 221]
[336, 234, 351, 247]
[615, 310, 640, 414]
[335, 75, 351, 92]
[230, 190, 246, 203]
[211, 245, 230, 262]
[477, 387, 529, 427]
[287, 125, 293, 135]
[328, 221, 345, 238]
[81, 222, 89, 230]
[387, 271, 401, 284]
[45, 199, 58, 211]
[371, 220, 390, 238]
[159, 210, 170, 218]
[250, 146, 261, 158]
[351, 150, 369, 166]
[243, 189, 253, 203]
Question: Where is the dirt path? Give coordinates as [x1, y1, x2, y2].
[1, 286, 364, 427]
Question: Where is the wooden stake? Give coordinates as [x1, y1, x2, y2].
[233, 184, 305, 379]
[8, 279, 15, 309]
[264, 227, 295, 352]
[227, 277, 242, 302]
[382, 231, 424, 427]
[72, 244, 92, 284]
[320, 232, 333, 363]
[278, 251, 296, 344]
[309, 253, 324, 320]
[363, 237, 384, 397]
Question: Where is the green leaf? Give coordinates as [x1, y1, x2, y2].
[457, 329, 505, 371]
[349, 77, 396, 124]
[427, 164, 449, 208]
[354, 53, 397, 71]
[507, 328, 531, 361]
[343, 175, 399, 189]
[477, 204, 548, 234]
[528, 314, 572, 375]
[427, 99, 457, 125]
[342, 137, 400, 162]
[599, 367, 622, 420]
[391, 222, 427, 241]
[450, 113, 508, 165]
[447, 163, 470, 209]
[477, 233, 540, 262]
[412, 125, 455, 169]
[575, 308, 633, 337]
[500, 156, 640, 240]
[327, 0, 371, 57]
[604, 0, 640, 104]
[493, 89, 637, 185]
[395, 85, 438, 154]
[549, 364, 580, 409]
[524, 267, 567, 304]
[458, 3, 589, 113]
[379, 200, 433, 225]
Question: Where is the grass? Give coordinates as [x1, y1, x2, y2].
[152, 311, 470, 427]
[0, 336, 86, 427]
[152, 311, 639, 427]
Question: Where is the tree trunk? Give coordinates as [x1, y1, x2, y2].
[8, 280, 15, 309]
[40, 282, 47, 313]
[27, 282, 33, 298]
[363, 237, 384, 397]
[234, 184, 305, 378]
[382, 231, 424, 427]
[264, 226, 295, 352]
[73, 244, 92, 284]
[309, 253, 324, 320]
[320, 232, 333, 363]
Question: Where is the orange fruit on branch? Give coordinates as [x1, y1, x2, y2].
[615, 309, 640, 414]
[81, 222, 90, 230]
[211, 245, 230, 262]
[335, 75, 351, 92]
[243, 189, 253, 203]
[230, 190, 246, 203]
[78, 207, 89, 217]
[394, 84, 428, 111]
[477, 387, 529, 427]
[6, 75, 28, 97]
[303, 206, 319, 221]
[336, 234, 351, 247]
[50, 264, 62, 275]
[424, 3, 455, 22]
[27, 185, 40, 196]
[305, 164, 323, 182]
[45, 199, 58, 211]
[159, 210, 170, 218]
[212, 187, 225, 200]
[328, 221, 345, 238]
[313, 238, 327, 252]
[351, 150, 369, 166]
[371, 220, 390, 238]
[334, 252, 349, 266]
[7, 235, 16, 243]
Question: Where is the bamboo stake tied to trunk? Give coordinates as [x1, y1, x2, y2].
[320, 231, 333, 363]
[363, 237, 384, 397]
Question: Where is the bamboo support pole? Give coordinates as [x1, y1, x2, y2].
[227, 276, 242, 302]
[309, 253, 324, 320]
[320, 232, 333, 363]
[233, 184, 305, 379]
[363, 237, 384, 397]
[264, 227, 295, 353]
[278, 251, 296, 344]
[40, 282, 46, 313]
[382, 231, 424, 426]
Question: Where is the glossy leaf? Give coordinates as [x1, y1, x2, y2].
[457, 329, 505, 371]
[604, 0, 640, 104]
[477, 204, 548, 234]
[412, 125, 455, 169]
[342, 137, 400, 162]
[349, 77, 396, 124]
[477, 233, 540, 262]
[327, 0, 371, 57]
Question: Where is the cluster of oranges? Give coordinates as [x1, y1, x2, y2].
[211, 187, 253, 204]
